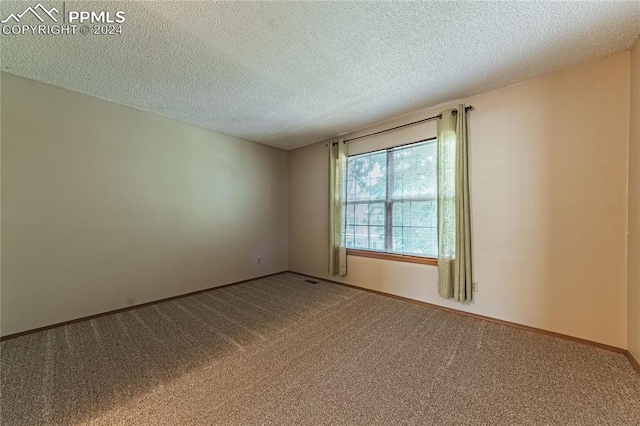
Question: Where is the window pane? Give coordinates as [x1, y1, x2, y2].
[370, 226, 385, 251]
[404, 227, 412, 253]
[348, 150, 387, 202]
[391, 141, 436, 199]
[392, 201, 403, 226]
[390, 203, 437, 257]
[343, 203, 387, 251]
[345, 225, 355, 248]
[345, 204, 355, 226]
[392, 226, 405, 253]
[392, 173, 404, 198]
[346, 179, 357, 202]
[354, 225, 368, 248]
[410, 201, 430, 227]
[370, 177, 386, 199]
[392, 201, 411, 228]
[352, 157, 368, 201]
[370, 152, 387, 181]
[354, 203, 368, 225]
[355, 178, 369, 200]
[370, 202, 385, 226]
[409, 227, 430, 256]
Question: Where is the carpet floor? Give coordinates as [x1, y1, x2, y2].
[1, 272, 639, 425]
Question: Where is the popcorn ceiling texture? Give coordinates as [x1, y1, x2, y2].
[1, 1, 639, 150]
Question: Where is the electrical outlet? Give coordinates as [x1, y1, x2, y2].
[472, 282, 478, 292]
[257, 257, 262, 265]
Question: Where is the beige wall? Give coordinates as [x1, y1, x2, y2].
[629, 40, 640, 361]
[1, 72, 288, 336]
[289, 52, 631, 348]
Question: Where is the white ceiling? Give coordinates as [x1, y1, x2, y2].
[2, 1, 639, 150]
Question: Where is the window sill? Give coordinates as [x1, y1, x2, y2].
[346, 249, 438, 266]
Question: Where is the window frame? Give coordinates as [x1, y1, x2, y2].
[344, 137, 438, 266]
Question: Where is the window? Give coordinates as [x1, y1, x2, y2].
[344, 139, 438, 260]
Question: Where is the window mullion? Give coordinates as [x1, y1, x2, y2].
[385, 150, 393, 252]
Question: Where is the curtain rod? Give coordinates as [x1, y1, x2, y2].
[332, 106, 474, 145]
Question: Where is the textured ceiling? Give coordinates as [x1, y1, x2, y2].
[1, 1, 639, 150]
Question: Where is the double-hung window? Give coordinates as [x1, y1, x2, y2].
[343, 139, 438, 260]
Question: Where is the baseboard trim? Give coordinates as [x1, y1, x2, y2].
[0, 271, 286, 341]
[4, 269, 637, 376]
[288, 271, 628, 356]
[627, 351, 640, 374]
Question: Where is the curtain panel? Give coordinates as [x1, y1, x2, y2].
[328, 140, 348, 276]
[437, 106, 472, 302]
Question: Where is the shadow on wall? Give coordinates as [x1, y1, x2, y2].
[0, 274, 349, 425]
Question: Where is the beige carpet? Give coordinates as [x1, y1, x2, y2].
[1, 273, 639, 425]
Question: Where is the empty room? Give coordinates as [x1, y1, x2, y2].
[1, 1, 640, 424]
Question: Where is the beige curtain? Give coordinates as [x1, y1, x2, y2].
[328, 140, 348, 276]
[437, 105, 472, 302]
